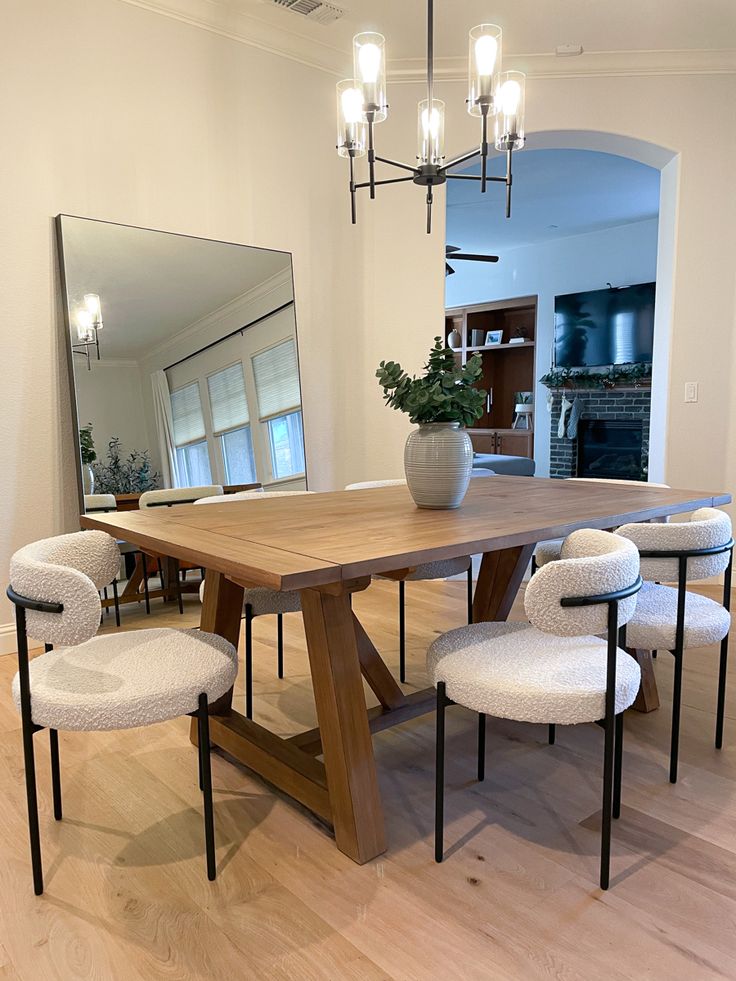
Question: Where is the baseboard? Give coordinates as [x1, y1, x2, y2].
[0, 622, 17, 656]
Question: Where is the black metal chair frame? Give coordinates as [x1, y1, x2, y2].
[6, 585, 217, 895]
[244, 603, 286, 720]
[434, 575, 643, 891]
[634, 539, 733, 783]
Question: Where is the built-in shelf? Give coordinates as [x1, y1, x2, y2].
[464, 341, 535, 352]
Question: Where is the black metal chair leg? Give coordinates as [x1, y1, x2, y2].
[277, 614, 284, 680]
[670, 650, 683, 783]
[600, 710, 615, 890]
[531, 554, 538, 576]
[399, 580, 406, 684]
[245, 605, 254, 719]
[112, 578, 120, 628]
[467, 567, 473, 624]
[716, 633, 729, 750]
[21, 715, 43, 895]
[103, 585, 109, 617]
[548, 724, 556, 745]
[197, 694, 216, 881]
[175, 561, 184, 615]
[652, 650, 657, 659]
[477, 713, 486, 781]
[613, 713, 624, 819]
[435, 681, 446, 863]
[49, 729, 62, 821]
[141, 553, 151, 615]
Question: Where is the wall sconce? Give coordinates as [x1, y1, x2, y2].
[72, 293, 103, 369]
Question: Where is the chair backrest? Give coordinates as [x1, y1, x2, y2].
[616, 507, 733, 582]
[9, 531, 120, 645]
[345, 479, 406, 490]
[193, 489, 314, 505]
[139, 485, 223, 509]
[524, 529, 640, 637]
[84, 493, 117, 513]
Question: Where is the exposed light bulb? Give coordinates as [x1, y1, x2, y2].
[341, 87, 364, 125]
[474, 34, 498, 76]
[83, 293, 102, 327]
[358, 42, 381, 83]
[500, 78, 521, 116]
[77, 308, 94, 341]
[421, 106, 441, 138]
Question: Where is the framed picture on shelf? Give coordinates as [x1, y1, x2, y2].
[485, 330, 503, 346]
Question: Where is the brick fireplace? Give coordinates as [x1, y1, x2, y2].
[549, 388, 651, 480]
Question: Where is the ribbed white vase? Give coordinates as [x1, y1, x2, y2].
[404, 422, 473, 509]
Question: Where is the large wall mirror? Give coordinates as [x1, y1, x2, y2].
[57, 216, 307, 510]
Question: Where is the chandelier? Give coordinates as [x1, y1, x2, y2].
[72, 293, 103, 370]
[335, 0, 526, 233]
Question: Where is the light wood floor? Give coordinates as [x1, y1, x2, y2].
[1, 578, 735, 980]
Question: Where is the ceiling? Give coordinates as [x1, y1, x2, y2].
[121, 1, 736, 78]
[446, 148, 660, 253]
[60, 217, 292, 361]
[236, 0, 735, 58]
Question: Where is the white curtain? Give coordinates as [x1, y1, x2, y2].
[151, 370, 182, 488]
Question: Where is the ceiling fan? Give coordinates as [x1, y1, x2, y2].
[445, 244, 499, 276]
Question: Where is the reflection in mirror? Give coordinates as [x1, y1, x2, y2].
[57, 216, 306, 512]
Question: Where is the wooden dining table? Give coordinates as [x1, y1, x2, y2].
[81, 476, 731, 865]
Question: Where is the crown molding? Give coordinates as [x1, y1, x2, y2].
[390, 48, 736, 82]
[117, 1, 735, 81]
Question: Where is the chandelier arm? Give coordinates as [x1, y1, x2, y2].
[355, 176, 416, 189]
[446, 174, 506, 183]
[426, 185, 433, 235]
[505, 147, 513, 218]
[374, 155, 420, 175]
[368, 117, 376, 199]
[443, 148, 480, 172]
[349, 153, 357, 224]
[480, 109, 489, 193]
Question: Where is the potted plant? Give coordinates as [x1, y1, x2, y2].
[376, 337, 486, 508]
[513, 391, 533, 430]
[79, 424, 96, 494]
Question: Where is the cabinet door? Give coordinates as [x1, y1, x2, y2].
[468, 430, 497, 454]
[496, 430, 533, 458]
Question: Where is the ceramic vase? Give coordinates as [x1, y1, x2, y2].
[82, 464, 94, 495]
[404, 422, 473, 509]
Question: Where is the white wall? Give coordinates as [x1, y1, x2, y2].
[445, 218, 660, 477]
[0, 0, 358, 634]
[74, 360, 153, 466]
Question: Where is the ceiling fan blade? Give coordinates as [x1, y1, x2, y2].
[450, 253, 499, 263]
[445, 262, 455, 276]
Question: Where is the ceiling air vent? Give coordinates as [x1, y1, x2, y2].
[268, 0, 346, 25]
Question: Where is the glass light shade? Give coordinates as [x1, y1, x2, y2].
[336, 80, 367, 158]
[494, 71, 526, 150]
[467, 24, 502, 116]
[76, 308, 95, 342]
[416, 99, 445, 166]
[353, 32, 387, 122]
[84, 292, 103, 328]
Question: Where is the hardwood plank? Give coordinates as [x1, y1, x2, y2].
[300, 586, 386, 864]
[473, 543, 535, 623]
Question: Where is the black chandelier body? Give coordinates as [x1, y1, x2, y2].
[336, 0, 527, 233]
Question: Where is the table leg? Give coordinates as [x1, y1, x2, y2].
[198, 571, 244, 714]
[473, 544, 535, 623]
[628, 648, 660, 713]
[301, 586, 386, 864]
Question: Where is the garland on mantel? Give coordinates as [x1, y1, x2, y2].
[539, 363, 652, 390]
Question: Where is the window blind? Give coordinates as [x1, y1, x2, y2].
[207, 362, 249, 434]
[170, 381, 206, 446]
[252, 339, 301, 421]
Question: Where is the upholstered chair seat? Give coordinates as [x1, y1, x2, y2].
[12, 627, 237, 732]
[428, 529, 642, 889]
[427, 620, 640, 726]
[625, 582, 731, 651]
[8, 529, 231, 892]
[199, 579, 301, 616]
[615, 506, 733, 782]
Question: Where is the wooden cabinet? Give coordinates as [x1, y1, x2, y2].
[446, 295, 537, 460]
[469, 429, 533, 459]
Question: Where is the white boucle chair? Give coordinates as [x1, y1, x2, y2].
[195, 489, 314, 719]
[427, 529, 642, 890]
[345, 479, 474, 683]
[616, 507, 733, 783]
[532, 479, 671, 573]
[84, 494, 125, 626]
[7, 530, 238, 894]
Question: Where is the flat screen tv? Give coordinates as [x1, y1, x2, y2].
[554, 282, 655, 368]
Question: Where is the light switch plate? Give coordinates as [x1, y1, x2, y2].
[685, 382, 698, 403]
